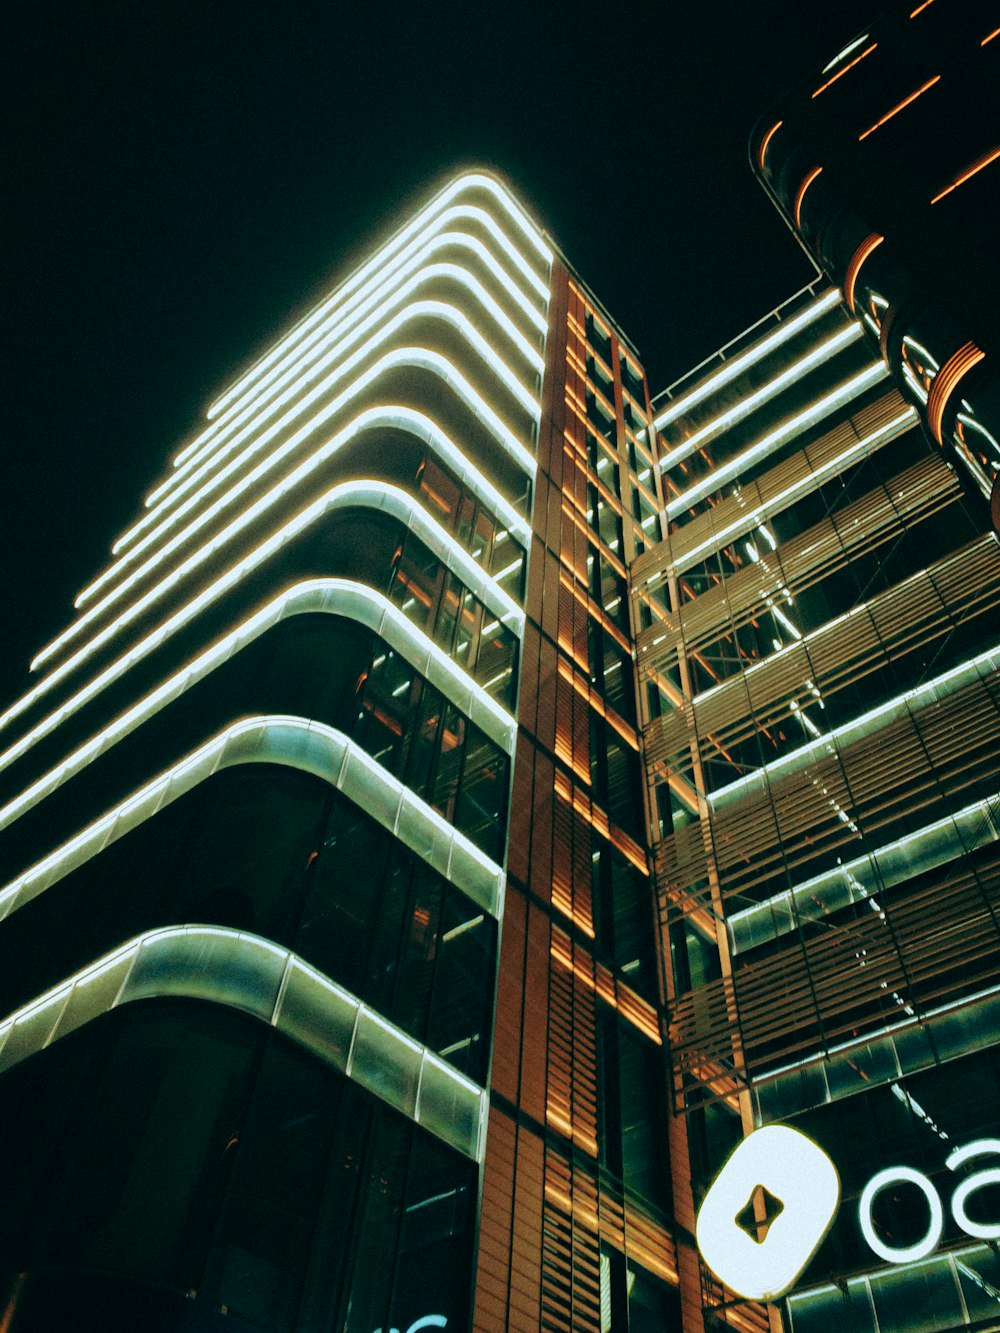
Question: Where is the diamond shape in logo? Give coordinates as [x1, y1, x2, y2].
[696, 1125, 840, 1301]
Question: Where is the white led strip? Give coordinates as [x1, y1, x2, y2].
[0, 479, 523, 779]
[0, 576, 521, 837]
[0, 926, 487, 1160]
[728, 790, 1000, 953]
[130, 262, 543, 549]
[142, 229, 548, 528]
[665, 363, 889, 521]
[710, 643, 1000, 810]
[35, 308, 539, 673]
[670, 407, 918, 575]
[11, 363, 537, 717]
[73, 275, 539, 619]
[652, 289, 843, 432]
[0, 715, 506, 924]
[208, 172, 552, 423]
[658, 325, 863, 473]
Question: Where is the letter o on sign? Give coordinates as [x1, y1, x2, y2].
[696, 1125, 841, 1301]
[858, 1166, 943, 1263]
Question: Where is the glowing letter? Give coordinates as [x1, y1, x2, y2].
[947, 1139, 1000, 1240]
[858, 1166, 943, 1262]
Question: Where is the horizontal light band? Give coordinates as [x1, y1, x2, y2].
[729, 791, 1000, 953]
[653, 290, 842, 432]
[858, 74, 941, 141]
[0, 715, 505, 925]
[821, 32, 872, 74]
[0, 576, 521, 837]
[0, 477, 521, 779]
[144, 257, 544, 525]
[37, 310, 538, 671]
[931, 147, 1000, 204]
[813, 41, 877, 96]
[665, 363, 889, 520]
[24, 353, 535, 692]
[658, 325, 862, 473]
[83, 278, 538, 613]
[711, 642, 1000, 811]
[756, 976, 1000, 1099]
[0, 926, 486, 1160]
[671, 407, 918, 576]
[693, 536, 950, 709]
[208, 173, 552, 422]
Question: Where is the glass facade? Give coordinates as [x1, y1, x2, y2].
[3, 13, 997, 1323]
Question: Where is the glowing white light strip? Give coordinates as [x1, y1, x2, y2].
[83, 284, 537, 612]
[143, 266, 542, 526]
[0, 479, 519, 777]
[652, 290, 843, 432]
[665, 363, 889, 520]
[758, 978, 1000, 1089]
[711, 643, 1000, 809]
[0, 716, 506, 924]
[658, 325, 863, 473]
[0, 926, 487, 1160]
[148, 237, 544, 521]
[671, 407, 918, 576]
[102, 258, 544, 573]
[36, 315, 538, 671]
[0, 577, 520, 836]
[694, 537, 952, 710]
[822, 32, 872, 73]
[728, 791, 1000, 952]
[25, 355, 535, 689]
[208, 173, 552, 422]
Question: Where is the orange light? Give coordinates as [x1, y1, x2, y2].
[927, 342, 985, 443]
[792, 166, 823, 228]
[843, 232, 885, 312]
[931, 146, 1000, 203]
[812, 42, 878, 97]
[550, 933, 662, 1045]
[983, 26, 1000, 45]
[558, 569, 632, 653]
[552, 769, 649, 876]
[858, 74, 941, 141]
[557, 657, 639, 751]
[910, 0, 934, 14]
[758, 119, 783, 169]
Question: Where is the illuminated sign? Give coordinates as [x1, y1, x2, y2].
[695, 1126, 840, 1301]
[696, 1127, 1000, 1300]
[373, 1317, 447, 1333]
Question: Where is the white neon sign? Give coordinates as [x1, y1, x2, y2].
[696, 1126, 840, 1301]
[696, 1128, 1000, 1300]
[372, 1318, 447, 1333]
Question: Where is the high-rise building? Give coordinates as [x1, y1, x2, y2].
[0, 173, 686, 1333]
[2, 3, 998, 1330]
[642, 276, 1000, 1332]
[642, 1, 999, 1328]
[751, 0, 1000, 505]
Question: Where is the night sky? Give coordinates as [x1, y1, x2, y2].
[4, 0, 877, 708]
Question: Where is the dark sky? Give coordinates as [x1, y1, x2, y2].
[3, 0, 877, 707]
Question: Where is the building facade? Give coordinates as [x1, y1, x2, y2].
[642, 1, 999, 1328]
[0, 174, 692, 1333]
[1, 4, 999, 1327]
[641, 278, 1000, 1331]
